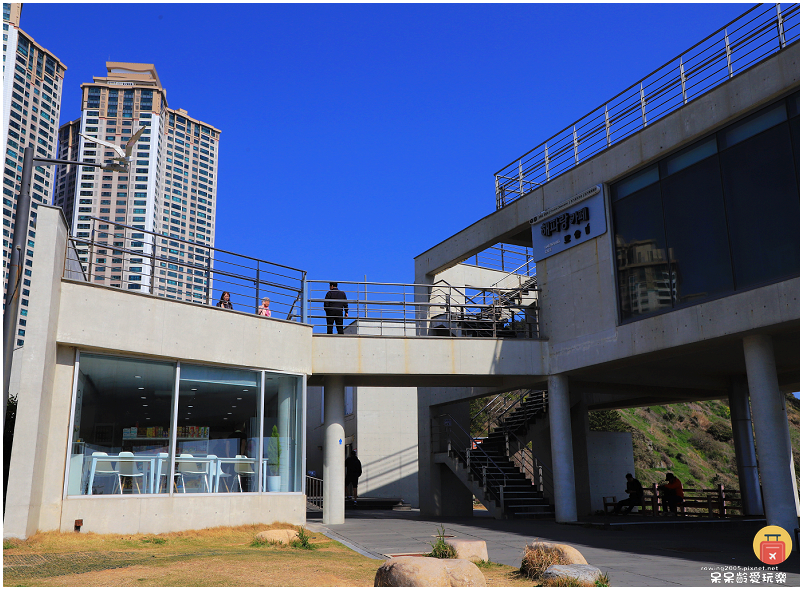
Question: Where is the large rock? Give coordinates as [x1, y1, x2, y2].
[374, 556, 486, 587]
[542, 564, 603, 584]
[445, 539, 488, 563]
[525, 541, 588, 565]
[256, 529, 299, 544]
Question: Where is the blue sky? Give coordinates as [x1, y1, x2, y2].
[23, 2, 748, 283]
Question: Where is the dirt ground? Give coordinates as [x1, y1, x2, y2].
[3, 524, 537, 587]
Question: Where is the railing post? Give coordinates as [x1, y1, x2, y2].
[518, 160, 525, 197]
[148, 236, 156, 295]
[482, 466, 487, 493]
[572, 126, 579, 164]
[301, 274, 308, 324]
[87, 224, 95, 283]
[604, 104, 611, 147]
[724, 28, 733, 78]
[500, 485, 505, 512]
[544, 143, 550, 180]
[719, 484, 726, 518]
[254, 261, 260, 314]
[495, 175, 502, 209]
[204, 253, 211, 305]
[679, 57, 688, 105]
[777, 3, 787, 49]
[639, 82, 647, 127]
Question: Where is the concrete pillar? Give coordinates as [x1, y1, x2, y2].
[570, 399, 592, 518]
[548, 374, 578, 522]
[728, 377, 764, 516]
[323, 375, 345, 525]
[277, 378, 293, 492]
[743, 335, 799, 537]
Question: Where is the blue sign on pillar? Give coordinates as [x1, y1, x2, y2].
[530, 185, 607, 262]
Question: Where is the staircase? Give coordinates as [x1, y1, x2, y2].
[435, 390, 555, 519]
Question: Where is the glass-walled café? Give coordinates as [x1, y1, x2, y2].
[67, 353, 304, 497]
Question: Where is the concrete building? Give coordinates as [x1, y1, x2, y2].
[415, 26, 800, 537]
[58, 62, 220, 303]
[4, 4, 799, 546]
[52, 118, 80, 227]
[2, 2, 66, 347]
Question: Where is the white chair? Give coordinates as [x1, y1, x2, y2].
[177, 453, 210, 493]
[117, 451, 145, 494]
[87, 452, 121, 495]
[154, 452, 173, 493]
[234, 455, 256, 492]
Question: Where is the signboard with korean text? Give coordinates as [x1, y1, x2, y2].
[530, 184, 607, 262]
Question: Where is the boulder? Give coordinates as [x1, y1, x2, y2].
[525, 541, 588, 565]
[445, 539, 489, 563]
[256, 529, 299, 545]
[374, 556, 486, 587]
[542, 564, 603, 585]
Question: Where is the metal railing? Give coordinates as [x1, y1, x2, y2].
[468, 243, 536, 276]
[307, 279, 540, 337]
[509, 432, 555, 503]
[495, 3, 800, 209]
[306, 475, 323, 510]
[439, 413, 511, 510]
[64, 216, 307, 321]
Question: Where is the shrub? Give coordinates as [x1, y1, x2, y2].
[708, 422, 733, 442]
[588, 410, 628, 432]
[141, 537, 166, 545]
[290, 527, 315, 550]
[540, 577, 594, 587]
[519, 543, 570, 580]
[427, 525, 456, 559]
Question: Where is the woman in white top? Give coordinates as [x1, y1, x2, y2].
[257, 297, 271, 317]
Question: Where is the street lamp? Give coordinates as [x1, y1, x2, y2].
[2, 125, 148, 429]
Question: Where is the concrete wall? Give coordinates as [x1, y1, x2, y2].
[353, 385, 419, 506]
[586, 431, 635, 514]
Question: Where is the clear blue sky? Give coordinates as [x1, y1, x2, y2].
[23, 2, 748, 283]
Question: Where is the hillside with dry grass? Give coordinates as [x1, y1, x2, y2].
[589, 394, 800, 494]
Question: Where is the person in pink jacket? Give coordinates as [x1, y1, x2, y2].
[257, 297, 271, 317]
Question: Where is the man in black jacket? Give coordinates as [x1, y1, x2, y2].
[345, 450, 362, 503]
[613, 473, 644, 515]
[324, 282, 348, 334]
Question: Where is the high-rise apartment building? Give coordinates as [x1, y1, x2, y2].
[58, 62, 220, 303]
[53, 118, 80, 226]
[2, 3, 66, 346]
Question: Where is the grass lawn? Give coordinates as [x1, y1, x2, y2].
[3, 523, 537, 587]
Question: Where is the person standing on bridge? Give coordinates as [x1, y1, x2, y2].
[324, 282, 348, 334]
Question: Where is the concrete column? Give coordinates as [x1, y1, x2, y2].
[277, 378, 293, 492]
[728, 377, 764, 516]
[570, 399, 592, 518]
[743, 335, 799, 537]
[548, 374, 578, 522]
[323, 375, 345, 525]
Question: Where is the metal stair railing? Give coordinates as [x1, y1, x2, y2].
[306, 475, 323, 510]
[439, 413, 512, 513]
[494, 390, 548, 436]
[471, 391, 525, 438]
[505, 430, 555, 503]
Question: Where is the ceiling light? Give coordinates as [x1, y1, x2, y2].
[138, 387, 144, 390]
[141, 396, 146, 399]
[242, 389, 248, 392]
[237, 397, 242, 400]
[134, 375, 142, 378]
[227, 412, 232, 415]
[142, 404, 148, 407]
[232, 405, 237, 408]
[188, 405, 193, 408]
[191, 388, 197, 391]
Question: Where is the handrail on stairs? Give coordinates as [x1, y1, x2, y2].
[505, 429, 555, 502]
[439, 413, 510, 511]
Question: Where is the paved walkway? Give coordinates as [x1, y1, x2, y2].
[306, 509, 800, 587]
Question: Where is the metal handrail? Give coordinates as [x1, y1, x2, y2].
[306, 475, 323, 510]
[65, 216, 307, 320]
[508, 430, 555, 502]
[439, 413, 510, 509]
[495, 4, 799, 209]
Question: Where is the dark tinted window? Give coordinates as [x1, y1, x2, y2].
[613, 183, 671, 320]
[720, 122, 800, 289]
[660, 155, 733, 305]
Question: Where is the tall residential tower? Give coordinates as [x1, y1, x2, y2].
[58, 62, 220, 303]
[2, 2, 66, 346]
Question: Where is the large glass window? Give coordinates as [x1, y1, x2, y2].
[177, 365, 260, 493]
[67, 354, 304, 496]
[611, 93, 800, 323]
[69, 354, 175, 495]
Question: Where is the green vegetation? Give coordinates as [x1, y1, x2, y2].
[427, 524, 457, 559]
[290, 527, 315, 550]
[519, 543, 570, 580]
[589, 396, 800, 494]
[140, 537, 166, 545]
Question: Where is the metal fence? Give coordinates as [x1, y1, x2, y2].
[65, 216, 307, 321]
[495, 3, 800, 209]
[306, 475, 323, 510]
[467, 243, 535, 276]
[307, 279, 540, 337]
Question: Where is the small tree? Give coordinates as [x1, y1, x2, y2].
[267, 425, 282, 476]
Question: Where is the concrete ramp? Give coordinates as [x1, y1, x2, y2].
[309, 335, 548, 387]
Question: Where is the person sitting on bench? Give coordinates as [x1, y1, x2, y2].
[613, 473, 644, 515]
[659, 472, 684, 515]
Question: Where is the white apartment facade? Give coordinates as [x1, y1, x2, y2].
[2, 2, 66, 347]
[62, 62, 220, 303]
